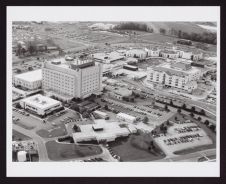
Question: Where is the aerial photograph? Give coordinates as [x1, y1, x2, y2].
[11, 21, 217, 162]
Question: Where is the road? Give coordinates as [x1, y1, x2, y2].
[13, 124, 50, 161]
[121, 78, 216, 114]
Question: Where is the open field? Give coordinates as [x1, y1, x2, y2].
[13, 130, 31, 141]
[36, 123, 67, 138]
[46, 140, 103, 161]
[13, 120, 35, 130]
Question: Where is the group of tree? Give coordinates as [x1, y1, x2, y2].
[160, 123, 168, 135]
[156, 98, 206, 116]
[16, 41, 40, 57]
[158, 27, 216, 45]
[114, 22, 153, 32]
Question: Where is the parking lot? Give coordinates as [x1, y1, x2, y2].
[153, 113, 214, 156]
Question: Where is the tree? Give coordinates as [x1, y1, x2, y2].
[204, 120, 210, 126]
[160, 124, 165, 131]
[197, 116, 202, 121]
[164, 104, 169, 111]
[174, 116, 178, 121]
[170, 100, 174, 106]
[159, 28, 166, 35]
[209, 124, 216, 132]
[200, 109, 206, 116]
[191, 106, 196, 113]
[143, 116, 149, 124]
[163, 126, 168, 135]
[166, 120, 170, 126]
[182, 103, 187, 110]
[104, 104, 109, 110]
[27, 42, 37, 55]
[177, 108, 182, 113]
[190, 112, 194, 117]
[28, 66, 33, 71]
[16, 69, 22, 74]
[15, 103, 21, 109]
[16, 43, 22, 56]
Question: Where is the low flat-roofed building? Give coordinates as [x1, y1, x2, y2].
[107, 86, 133, 100]
[19, 94, 62, 116]
[117, 112, 136, 123]
[160, 50, 180, 59]
[171, 62, 192, 71]
[147, 47, 161, 57]
[13, 69, 42, 90]
[126, 48, 147, 59]
[123, 64, 138, 71]
[72, 120, 130, 143]
[105, 79, 118, 86]
[93, 110, 109, 119]
[92, 51, 125, 64]
[192, 51, 203, 61]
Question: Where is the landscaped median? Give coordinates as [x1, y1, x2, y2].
[45, 140, 103, 161]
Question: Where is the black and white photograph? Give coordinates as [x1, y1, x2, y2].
[6, 6, 220, 177]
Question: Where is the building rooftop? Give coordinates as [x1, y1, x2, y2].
[72, 120, 130, 142]
[161, 50, 178, 54]
[21, 94, 61, 109]
[114, 87, 132, 97]
[171, 62, 192, 71]
[117, 112, 136, 121]
[46, 58, 96, 70]
[149, 47, 160, 51]
[127, 48, 147, 54]
[152, 63, 200, 77]
[14, 69, 42, 82]
[93, 51, 124, 63]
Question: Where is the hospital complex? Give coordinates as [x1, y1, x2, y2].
[13, 46, 204, 115]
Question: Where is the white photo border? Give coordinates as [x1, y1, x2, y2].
[7, 6, 220, 177]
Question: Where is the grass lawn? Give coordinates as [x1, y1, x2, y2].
[13, 121, 35, 130]
[36, 124, 67, 138]
[109, 132, 166, 162]
[46, 141, 103, 161]
[13, 130, 31, 141]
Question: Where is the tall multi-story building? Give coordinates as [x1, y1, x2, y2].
[42, 58, 102, 101]
[147, 62, 202, 92]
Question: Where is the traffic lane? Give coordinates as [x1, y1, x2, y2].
[13, 124, 50, 161]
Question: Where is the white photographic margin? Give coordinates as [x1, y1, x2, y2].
[6, 6, 220, 177]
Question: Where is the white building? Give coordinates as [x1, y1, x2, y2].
[192, 52, 203, 61]
[180, 51, 193, 60]
[93, 110, 109, 119]
[13, 69, 42, 90]
[72, 120, 130, 143]
[19, 94, 62, 116]
[147, 48, 160, 57]
[42, 58, 103, 100]
[116, 112, 136, 123]
[126, 49, 147, 59]
[17, 151, 27, 162]
[160, 50, 180, 59]
[92, 51, 125, 64]
[147, 62, 201, 92]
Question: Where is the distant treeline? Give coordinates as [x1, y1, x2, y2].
[114, 22, 153, 33]
[160, 28, 217, 45]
